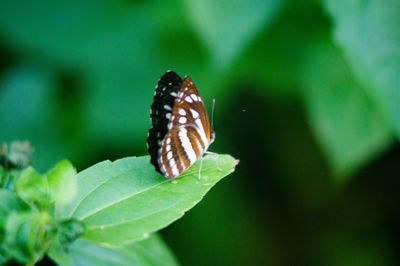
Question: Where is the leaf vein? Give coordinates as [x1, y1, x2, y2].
[78, 163, 228, 221]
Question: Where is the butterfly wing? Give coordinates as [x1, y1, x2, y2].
[147, 71, 213, 178]
[168, 76, 212, 144]
[146, 70, 182, 174]
[158, 76, 212, 178]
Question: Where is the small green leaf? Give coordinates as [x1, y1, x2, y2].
[324, 0, 400, 139]
[47, 219, 85, 265]
[0, 189, 29, 265]
[0, 189, 29, 226]
[16, 167, 50, 208]
[0, 166, 6, 188]
[49, 233, 179, 266]
[185, 0, 285, 69]
[46, 160, 77, 208]
[4, 211, 55, 265]
[0, 167, 22, 191]
[59, 154, 238, 246]
[300, 37, 393, 178]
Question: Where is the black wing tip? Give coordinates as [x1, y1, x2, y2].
[165, 69, 175, 74]
[160, 69, 182, 80]
[160, 70, 182, 82]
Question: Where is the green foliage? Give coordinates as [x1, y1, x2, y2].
[14, 160, 78, 214]
[46, 219, 85, 265]
[0, 190, 29, 226]
[0, 167, 19, 191]
[60, 155, 237, 246]
[49, 234, 179, 266]
[46, 160, 77, 207]
[4, 211, 55, 264]
[0, 144, 80, 264]
[0, 140, 237, 265]
[0, 0, 397, 179]
[185, 0, 285, 69]
[325, 0, 400, 138]
[300, 37, 394, 178]
[16, 167, 50, 209]
[0, 0, 399, 264]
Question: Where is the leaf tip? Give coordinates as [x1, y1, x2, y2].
[232, 159, 240, 169]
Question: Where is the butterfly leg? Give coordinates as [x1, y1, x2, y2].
[198, 156, 204, 180]
[204, 151, 221, 171]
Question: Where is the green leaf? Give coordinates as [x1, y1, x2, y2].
[185, 0, 285, 69]
[324, 0, 400, 139]
[0, 189, 28, 264]
[0, 166, 6, 188]
[49, 233, 179, 266]
[0, 189, 29, 226]
[59, 155, 238, 246]
[16, 167, 50, 208]
[300, 37, 393, 178]
[4, 211, 55, 265]
[47, 219, 85, 265]
[0, 167, 23, 191]
[46, 160, 77, 209]
[231, 0, 328, 99]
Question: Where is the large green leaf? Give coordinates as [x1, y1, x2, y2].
[49, 233, 178, 266]
[185, 0, 285, 69]
[324, 0, 400, 139]
[300, 37, 393, 178]
[59, 155, 238, 246]
[230, 0, 329, 99]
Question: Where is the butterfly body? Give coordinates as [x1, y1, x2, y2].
[146, 70, 214, 178]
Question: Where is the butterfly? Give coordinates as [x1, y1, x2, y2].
[146, 70, 215, 179]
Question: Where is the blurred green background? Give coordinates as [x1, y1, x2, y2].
[1, 0, 399, 265]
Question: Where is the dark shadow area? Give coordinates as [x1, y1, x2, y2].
[162, 88, 400, 266]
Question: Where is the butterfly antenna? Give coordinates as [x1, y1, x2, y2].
[211, 99, 215, 131]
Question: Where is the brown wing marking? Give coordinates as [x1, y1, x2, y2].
[187, 126, 205, 157]
[168, 76, 212, 143]
[174, 133, 191, 170]
[171, 130, 184, 174]
[159, 129, 193, 178]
